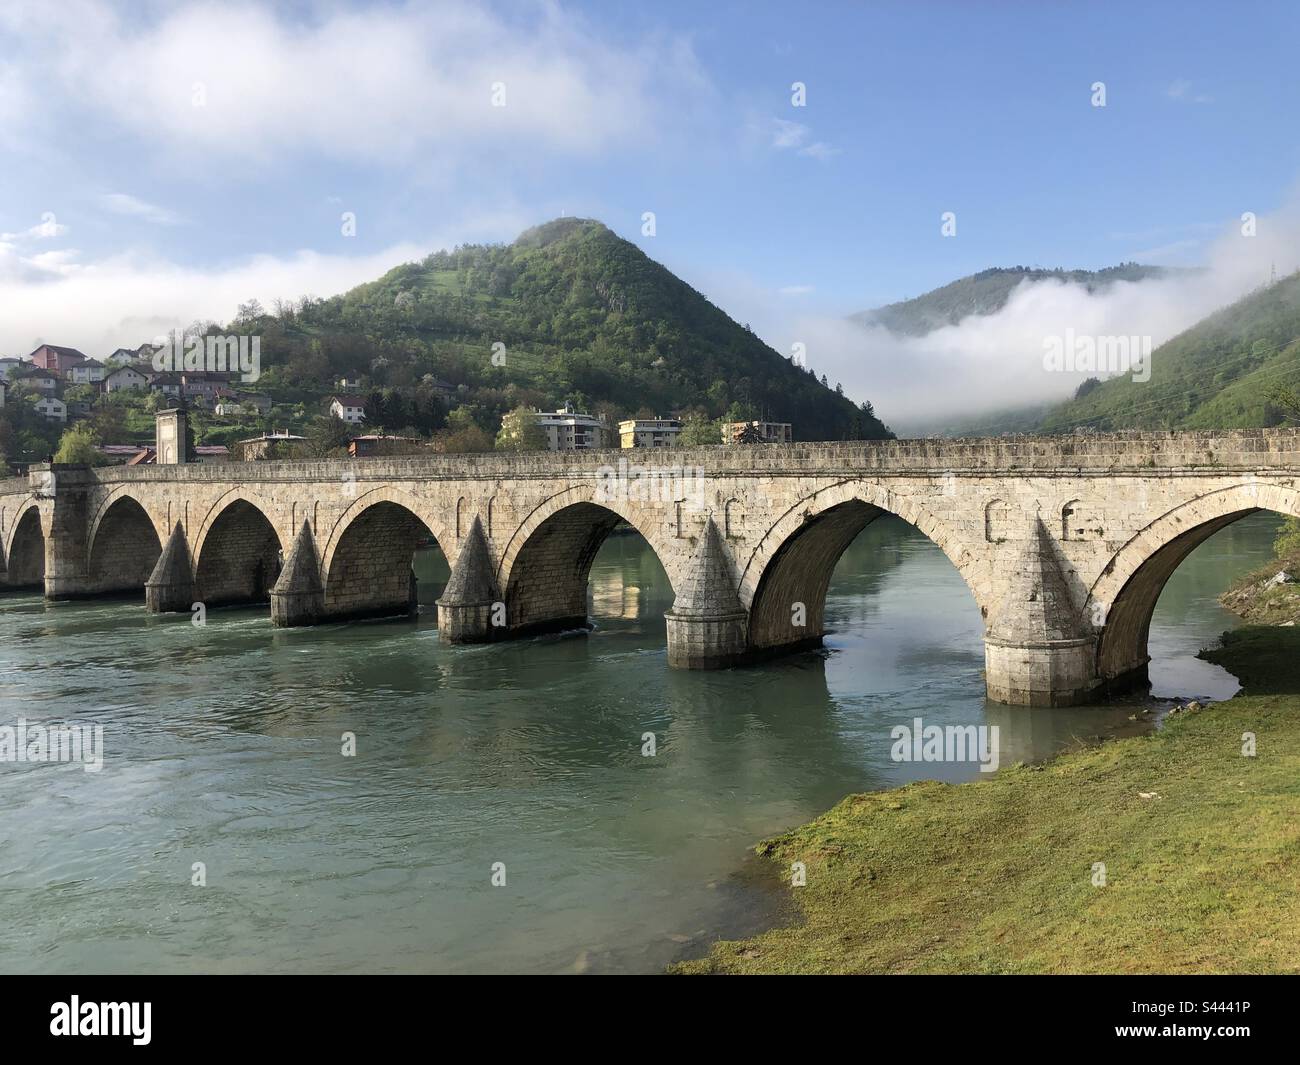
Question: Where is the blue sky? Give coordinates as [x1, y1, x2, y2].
[3, 0, 1299, 421]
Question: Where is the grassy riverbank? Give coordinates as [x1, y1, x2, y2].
[677, 636, 1300, 975]
[1218, 559, 1300, 624]
[1217, 519, 1300, 624]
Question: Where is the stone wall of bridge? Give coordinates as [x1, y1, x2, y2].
[2, 427, 1300, 706]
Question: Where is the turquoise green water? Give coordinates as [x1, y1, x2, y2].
[0, 512, 1280, 973]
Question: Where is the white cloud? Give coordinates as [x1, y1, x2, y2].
[707, 202, 1300, 432]
[1, 215, 69, 240]
[799, 141, 841, 161]
[771, 118, 809, 149]
[0, 203, 544, 355]
[770, 117, 838, 160]
[1167, 78, 1213, 104]
[100, 193, 183, 225]
[20, 248, 84, 277]
[0, 1, 711, 165]
[0, 242, 421, 354]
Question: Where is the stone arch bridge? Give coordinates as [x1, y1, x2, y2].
[3, 428, 1298, 707]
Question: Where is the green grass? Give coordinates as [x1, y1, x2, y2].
[675, 677, 1300, 974]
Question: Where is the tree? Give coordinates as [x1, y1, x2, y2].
[436, 425, 495, 453]
[89, 398, 129, 443]
[679, 412, 720, 446]
[303, 415, 351, 457]
[1275, 516, 1300, 560]
[53, 423, 108, 465]
[1267, 384, 1300, 424]
[495, 406, 547, 452]
[446, 405, 489, 433]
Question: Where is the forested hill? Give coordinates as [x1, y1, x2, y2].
[248, 217, 891, 440]
[855, 263, 1180, 336]
[1038, 271, 1300, 432]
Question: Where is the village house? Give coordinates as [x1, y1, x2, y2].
[29, 344, 87, 376]
[180, 372, 238, 404]
[425, 376, 457, 402]
[233, 430, 305, 461]
[11, 366, 59, 392]
[0, 356, 27, 380]
[70, 358, 108, 385]
[337, 374, 363, 391]
[214, 390, 272, 417]
[193, 444, 230, 463]
[329, 394, 367, 425]
[34, 395, 68, 422]
[102, 365, 150, 393]
[147, 372, 183, 398]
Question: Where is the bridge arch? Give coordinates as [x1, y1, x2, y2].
[86, 484, 168, 556]
[193, 493, 284, 606]
[4, 500, 46, 589]
[321, 490, 449, 619]
[498, 486, 677, 634]
[740, 479, 981, 653]
[86, 494, 163, 595]
[320, 486, 454, 579]
[1087, 482, 1300, 686]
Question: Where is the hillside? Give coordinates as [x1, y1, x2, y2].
[855, 263, 1178, 336]
[244, 217, 890, 441]
[1038, 271, 1300, 432]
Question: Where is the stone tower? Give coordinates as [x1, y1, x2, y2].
[155, 405, 189, 465]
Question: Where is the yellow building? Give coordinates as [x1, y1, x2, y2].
[618, 417, 683, 448]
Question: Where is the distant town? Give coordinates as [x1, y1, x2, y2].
[0, 341, 794, 473]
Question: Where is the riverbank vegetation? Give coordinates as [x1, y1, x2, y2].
[678, 630, 1300, 975]
[1199, 624, 1300, 693]
[1218, 517, 1300, 624]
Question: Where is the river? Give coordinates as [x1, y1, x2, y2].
[0, 510, 1281, 973]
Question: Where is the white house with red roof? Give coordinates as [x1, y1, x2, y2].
[329, 394, 367, 425]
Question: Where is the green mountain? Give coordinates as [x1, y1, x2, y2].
[247, 217, 890, 441]
[1038, 271, 1300, 432]
[855, 263, 1179, 336]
